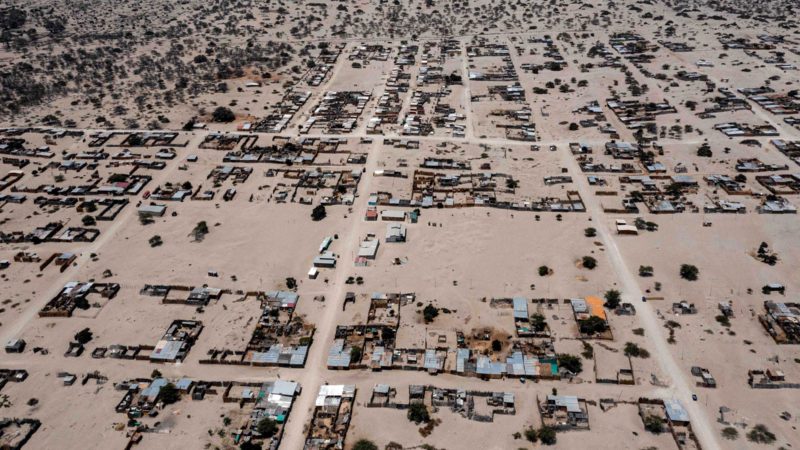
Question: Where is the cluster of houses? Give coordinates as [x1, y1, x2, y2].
[327, 293, 571, 380]
[114, 377, 300, 449]
[149, 320, 204, 363]
[266, 167, 360, 206]
[739, 87, 800, 116]
[467, 43, 519, 82]
[748, 368, 800, 389]
[39, 281, 120, 317]
[366, 46, 412, 135]
[417, 42, 466, 138]
[610, 32, 659, 63]
[539, 394, 590, 430]
[771, 139, 800, 166]
[713, 122, 779, 137]
[202, 290, 314, 368]
[367, 384, 516, 423]
[254, 90, 312, 133]
[606, 98, 677, 135]
[305, 384, 356, 450]
[490, 107, 537, 141]
[303, 44, 345, 87]
[570, 297, 614, 340]
[760, 301, 800, 344]
[224, 137, 355, 166]
[301, 91, 372, 134]
[638, 398, 701, 450]
[12, 171, 151, 197]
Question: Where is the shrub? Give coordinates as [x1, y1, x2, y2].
[256, 417, 278, 438]
[530, 313, 547, 332]
[604, 289, 621, 309]
[192, 221, 209, 240]
[644, 415, 664, 433]
[149, 235, 163, 247]
[74, 328, 93, 345]
[423, 304, 439, 323]
[582, 256, 597, 269]
[82, 201, 98, 213]
[524, 427, 538, 443]
[557, 354, 583, 374]
[638, 265, 653, 277]
[584, 227, 596, 237]
[311, 205, 327, 221]
[746, 424, 775, 444]
[491, 339, 502, 352]
[212, 106, 235, 122]
[350, 345, 362, 363]
[697, 143, 712, 157]
[579, 316, 607, 335]
[680, 264, 699, 281]
[538, 426, 557, 445]
[538, 265, 550, 276]
[352, 440, 378, 450]
[624, 342, 650, 358]
[407, 403, 430, 424]
[721, 426, 739, 440]
[82, 215, 96, 226]
[160, 383, 181, 405]
[581, 341, 594, 359]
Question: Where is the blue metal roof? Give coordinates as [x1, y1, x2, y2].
[513, 297, 528, 319]
[665, 399, 689, 422]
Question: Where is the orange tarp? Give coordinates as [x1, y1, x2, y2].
[585, 296, 607, 321]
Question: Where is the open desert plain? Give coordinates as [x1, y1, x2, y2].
[1, 0, 800, 449]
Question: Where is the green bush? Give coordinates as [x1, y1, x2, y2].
[644, 415, 664, 433]
[680, 264, 699, 281]
[159, 383, 181, 405]
[524, 427, 538, 443]
[311, 205, 327, 221]
[352, 439, 378, 450]
[423, 304, 439, 323]
[407, 403, 430, 424]
[746, 424, 775, 444]
[256, 417, 278, 438]
[557, 354, 583, 374]
[603, 289, 621, 309]
[538, 426, 557, 445]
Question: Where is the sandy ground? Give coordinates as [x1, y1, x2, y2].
[1, 1, 800, 449]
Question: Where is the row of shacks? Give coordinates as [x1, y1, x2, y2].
[115, 377, 300, 450]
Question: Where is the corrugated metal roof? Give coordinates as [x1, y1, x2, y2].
[150, 340, 183, 361]
[456, 348, 470, 373]
[571, 298, 588, 313]
[513, 297, 528, 319]
[290, 345, 308, 367]
[547, 395, 581, 413]
[665, 399, 689, 422]
[476, 356, 505, 375]
[273, 380, 298, 396]
[327, 339, 351, 367]
[141, 378, 168, 400]
[423, 349, 442, 371]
